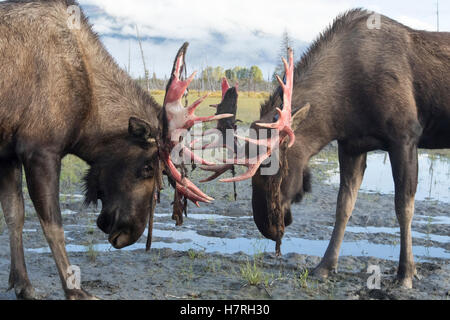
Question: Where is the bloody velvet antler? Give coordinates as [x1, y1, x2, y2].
[160, 43, 233, 206]
[201, 48, 298, 183]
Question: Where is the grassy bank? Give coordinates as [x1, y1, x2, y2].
[151, 90, 268, 124]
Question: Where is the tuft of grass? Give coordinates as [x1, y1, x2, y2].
[205, 258, 222, 274]
[86, 242, 98, 263]
[178, 258, 195, 285]
[240, 258, 267, 286]
[84, 219, 98, 262]
[187, 249, 205, 261]
[296, 268, 309, 289]
[87, 224, 96, 236]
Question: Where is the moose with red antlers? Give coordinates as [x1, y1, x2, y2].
[0, 1, 234, 299]
[202, 10, 450, 289]
[0, 0, 448, 300]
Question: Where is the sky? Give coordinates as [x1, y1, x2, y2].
[3, 0, 449, 79]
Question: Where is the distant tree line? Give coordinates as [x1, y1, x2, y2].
[134, 30, 296, 93]
[136, 65, 274, 92]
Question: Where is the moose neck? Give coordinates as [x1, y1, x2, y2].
[69, 26, 161, 164]
[287, 27, 353, 164]
[290, 81, 340, 164]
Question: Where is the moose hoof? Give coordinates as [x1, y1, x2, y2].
[66, 288, 101, 300]
[312, 266, 331, 279]
[312, 267, 329, 279]
[312, 261, 337, 280]
[15, 284, 38, 300]
[396, 277, 413, 289]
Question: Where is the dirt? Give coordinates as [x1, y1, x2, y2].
[0, 150, 449, 300]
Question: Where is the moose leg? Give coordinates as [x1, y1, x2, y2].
[0, 159, 36, 299]
[389, 143, 418, 289]
[22, 150, 97, 299]
[313, 146, 367, 279]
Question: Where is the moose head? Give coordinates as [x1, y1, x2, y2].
[90, 43, 233, 249]
[201, 48, 311, 254]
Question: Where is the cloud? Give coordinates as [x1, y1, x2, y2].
[77, 0, 446, 78]
[80, 0, 357, 77]
[81, 0, 352, 42]
[395, 16, 436, 31]
[0, 0, 445, 78]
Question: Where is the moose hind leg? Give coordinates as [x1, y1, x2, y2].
[389, 143, 418, 289]
[313, 146, 367, 279]
[0, 159, 37, 299]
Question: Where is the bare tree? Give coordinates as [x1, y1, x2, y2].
[127, 39, 131, 74]
[273, 29, 294, 82]
[437, 0, 440, 32]
[280, 29, 294, 60]
[136, 25, 150, 91]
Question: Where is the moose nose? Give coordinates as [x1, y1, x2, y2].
[97, 211, 115, 234]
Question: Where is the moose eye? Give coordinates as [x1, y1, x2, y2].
[273, 113, 280, 122]
[141, 164, 154, 178]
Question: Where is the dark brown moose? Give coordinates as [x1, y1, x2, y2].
[0, 1, 229, 299]
[204, 9, 450, 289]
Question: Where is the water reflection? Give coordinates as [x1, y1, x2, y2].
[320, 152, 450, 203]
[28, 226, 449, 262]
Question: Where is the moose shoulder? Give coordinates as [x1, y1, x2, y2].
[207, 9, 450, 289]
[0, 0, 162, 299]
[258, 10, 450, 289]
[0, 0, 230, 300]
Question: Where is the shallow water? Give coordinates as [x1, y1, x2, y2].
[28, 222, 450, 262]
[319, 152, 450, 203]
[415, 215, 450, 225]
[343, 226, 450, 244]
[27, 153, 450, 265]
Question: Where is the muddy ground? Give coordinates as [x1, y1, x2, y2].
[0, 149, 449, 300]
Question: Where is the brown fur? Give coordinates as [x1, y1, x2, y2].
[252, 9, 450, 288]
[0, 0, 163, 299]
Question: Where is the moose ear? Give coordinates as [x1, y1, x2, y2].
[292, 103, 310, 129]
[128, 117, 156, 143]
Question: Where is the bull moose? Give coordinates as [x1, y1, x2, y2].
[205, 9, 450, 289]
[0, 0, 230, 299]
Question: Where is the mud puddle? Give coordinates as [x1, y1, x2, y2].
[27, 216, 450, 263]
[316, 152, 450, 203]
[0, 148, 449, 300]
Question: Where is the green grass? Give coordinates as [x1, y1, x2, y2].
[60, 155, 89, 196]
[295, 268, 310, 289]
[239, 242, 271, 287]
[205, 257, 224, 274]
[240, 258, 266, 286]
[178, 258, 195, 284]
[86, 242, 98, 263]
[84, 219, 98, 262]
[152, 91, 267, 124]
[54, 90, 267, 195]
[187, 249, 205, 261]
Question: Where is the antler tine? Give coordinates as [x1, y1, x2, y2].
[221, 77, 230, 100]
[181, 146, 215, 166]
[176, 183, 204, 207]
[255, 48, 295, 145]
[199, 164, 234, 183]
[220, 152, 272, 183]
[187, 94, 210, 115]
[161, 149, 214, 203]
[162, 47, 240, 205]
[209, 48, 295, 183]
